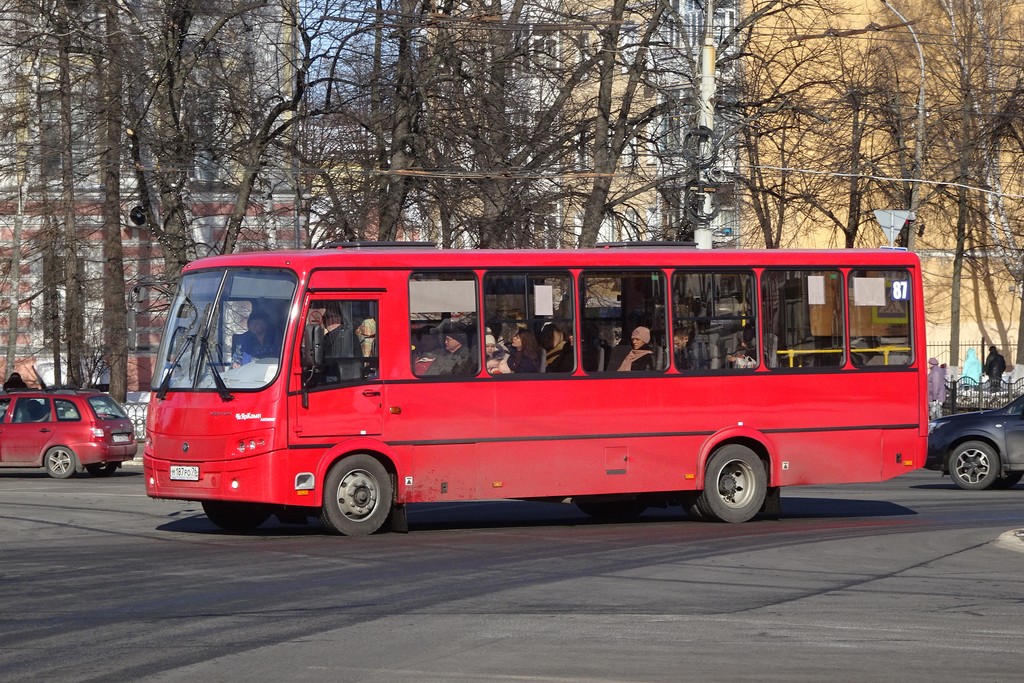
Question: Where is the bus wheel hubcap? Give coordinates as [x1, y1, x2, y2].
[718, 461, 753, 508]
[337, 470, 378, 520]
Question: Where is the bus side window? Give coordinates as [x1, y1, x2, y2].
[483, 271, 575, 376]
[310, 299, 379, 385]
[410, 272, 480, 378]
[580, 270, 667, 374]
[762, 269, 844, 369]
[672, 270, 757, 372]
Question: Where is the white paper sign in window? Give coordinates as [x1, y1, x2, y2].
[853, 278, 886, 307]
[410, 280, 477, 313]
[533, 285, 554, 316]
[807, 275, 825, 305]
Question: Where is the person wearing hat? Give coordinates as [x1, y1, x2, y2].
[617, 326, 656, 371]
[3, 372, 28, 391]
[425, 331, 476, 376]
[928, 357, 947, 419]
[484, 333, 508, 373]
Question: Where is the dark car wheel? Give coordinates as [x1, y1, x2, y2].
[949, 440, 1001, 490]
[45, 447, 78, 479]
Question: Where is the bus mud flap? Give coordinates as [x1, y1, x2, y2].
[760, 487, 782, 519]
[386, 504, 409, 533]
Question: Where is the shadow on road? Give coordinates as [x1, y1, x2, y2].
[153, 495, 917, 536]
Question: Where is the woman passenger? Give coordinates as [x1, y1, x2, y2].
[540, 324, 573, 373]
[493, 328, 543, 374]
[617, 326, 656, 372]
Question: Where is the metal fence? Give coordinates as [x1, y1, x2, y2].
[925, 339, 1021, 415]
[925, 339, 1014, 368]
[123, 403, 147, 440]
[941, 377, 1023, 415]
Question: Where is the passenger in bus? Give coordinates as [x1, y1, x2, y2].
[425, 332, 476, 376]
[673, 326, 710, 371]
[484, 334, 508, 374]
[492, 328, 543, 374]
[231, 310, 278, 367]
[322, 307, 357, 381]
[355, 318, 377, 357]
[412, 328, 440, 375]
[616, 327, 656, 371]
[539, 323, 573, 373]
[727, 338, 757, 369]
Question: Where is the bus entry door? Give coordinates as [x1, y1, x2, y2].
[290, 296, 384, 440]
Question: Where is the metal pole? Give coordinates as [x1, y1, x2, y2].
[694, 0, 716, 250]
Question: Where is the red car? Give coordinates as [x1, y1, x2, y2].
[0, 389, 137, 478]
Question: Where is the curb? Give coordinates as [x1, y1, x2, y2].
[995, 529, 1024, 553]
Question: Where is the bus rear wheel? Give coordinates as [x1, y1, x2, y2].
[320, 454, 393, 536]
[693, 445, 766, 523]
[202, 501, 271, 531]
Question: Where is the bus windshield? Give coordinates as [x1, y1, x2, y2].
[153, 269, 297, 393]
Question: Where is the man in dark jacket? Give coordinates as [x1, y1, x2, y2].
[425, 332, 476, 376]
[985, 345, 1006, 390]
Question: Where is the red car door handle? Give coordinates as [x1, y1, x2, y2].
[39, 428, 51, 433]
[362, 389, 381, 397]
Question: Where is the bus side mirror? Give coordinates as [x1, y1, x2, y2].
[301, 323, 324, 374]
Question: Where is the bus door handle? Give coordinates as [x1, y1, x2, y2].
[362, 389, 381, 397]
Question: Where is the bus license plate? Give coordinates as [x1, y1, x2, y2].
[170, 465, 200, 481]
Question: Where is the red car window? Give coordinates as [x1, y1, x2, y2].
[55, 399, 82, 421]
[12, 398, 51, 423]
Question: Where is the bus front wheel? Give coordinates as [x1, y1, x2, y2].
[320, 454, 393, 536]
[693, 445, 766, 523]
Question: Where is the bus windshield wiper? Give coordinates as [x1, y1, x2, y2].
[196, 331, 234, 402]
[155, 333, 194, 400]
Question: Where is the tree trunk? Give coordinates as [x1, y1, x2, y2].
[102, 1, 128, 401]
[58, 16, 83, 387]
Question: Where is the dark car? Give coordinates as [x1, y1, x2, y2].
[926, 394, 1024, 490]
[0, 389, 136, 478]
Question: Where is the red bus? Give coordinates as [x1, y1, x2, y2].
[144, 243, 926, 534]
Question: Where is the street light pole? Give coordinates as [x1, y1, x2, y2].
[880, 0, 926, 252]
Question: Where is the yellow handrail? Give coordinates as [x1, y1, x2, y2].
[775, 346, 910, 368]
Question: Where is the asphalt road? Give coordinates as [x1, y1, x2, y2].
[1, 465, 1022, 682]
